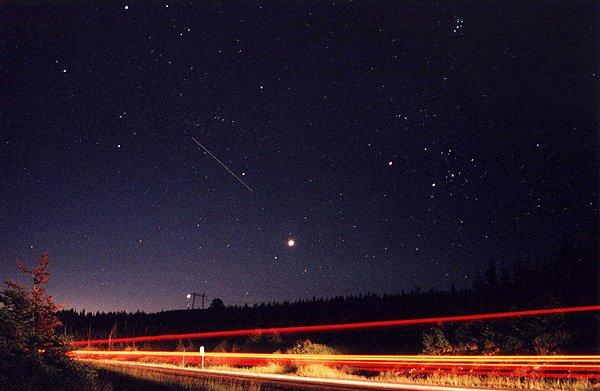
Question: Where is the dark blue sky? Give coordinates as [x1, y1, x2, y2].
[1, 1, 597, 312]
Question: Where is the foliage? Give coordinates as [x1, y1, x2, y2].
[209, 298, 225, 310]
[422, 317, 573, 356]
[294, 363, 357, 379]
[285, 339, 341, 355]
[422, 327, 453, 355]
[95, 364, 261, 391]
[1, 254, 63, 354]
[0, 254, 99, 390]
[373, 372, 594, 390]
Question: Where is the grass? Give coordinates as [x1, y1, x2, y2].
[293, 363, 360, 380]
[92, 359, 596, 391]
[205, 363, 595, 390]
[208, 362, 287, 375]
[85, 338, 597, 391]
[94, 362, 261, 391]
[373, 372, 596, 391]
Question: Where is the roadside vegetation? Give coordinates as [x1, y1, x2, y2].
[94, 364, 261, 391]
[92, 339, 596, 390]
[0, 255, 98, 390]
[206, 339, 595, 390]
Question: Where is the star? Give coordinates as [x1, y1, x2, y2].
[287, 239, 296, 247]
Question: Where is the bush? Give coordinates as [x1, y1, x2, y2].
[0, 254, 100, 390]
[0, 350, 99, 391]
[285, 339, 340, 355]
[422, 327, 452, 355]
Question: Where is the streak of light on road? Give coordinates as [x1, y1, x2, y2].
[71, 351, 600, 379]
[81, 359, 548, 390]
[71, 350, 600, 362]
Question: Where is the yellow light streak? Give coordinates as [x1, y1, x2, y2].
[70, 350, 600, 363]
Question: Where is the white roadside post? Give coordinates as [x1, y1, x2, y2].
[200, 346, 205, 369]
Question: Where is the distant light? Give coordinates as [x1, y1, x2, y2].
[388, 161, 393, 166]
[287, 239, 295, 247]
[186, 294, 192, 299]
[431, 183, 436, 187]
[124, 5, 129, 9]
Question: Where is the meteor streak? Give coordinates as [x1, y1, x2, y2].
[191, 137, 254, 193]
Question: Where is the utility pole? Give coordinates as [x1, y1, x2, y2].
[187, 291, 206, 309]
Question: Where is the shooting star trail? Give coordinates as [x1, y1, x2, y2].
[191, 137, 254, 193]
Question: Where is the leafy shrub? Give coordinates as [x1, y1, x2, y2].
[0, 254, 99, 390]
[285, 339, 340, 355]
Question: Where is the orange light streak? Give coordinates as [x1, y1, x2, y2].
[75, 353, 600, 380]
[70, 350, 600, 362]
[70, 350, 600, 377]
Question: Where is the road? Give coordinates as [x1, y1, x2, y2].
[72, 350, 600, 379]
[88, 359, 509, 391]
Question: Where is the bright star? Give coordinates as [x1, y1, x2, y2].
[287, 239, 296, 247]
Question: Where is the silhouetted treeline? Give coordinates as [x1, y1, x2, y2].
[60, 232, 599, 354]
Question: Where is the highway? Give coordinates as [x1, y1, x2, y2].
[86, 359, 511, 391]
[70, 305, 600, 388]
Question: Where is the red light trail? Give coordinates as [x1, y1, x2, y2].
[71, 304, 600, 346]
[81, 360, 563, 391]
[71, 351, 600, 379]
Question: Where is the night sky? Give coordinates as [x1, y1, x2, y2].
[1, 1, 597, 312]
